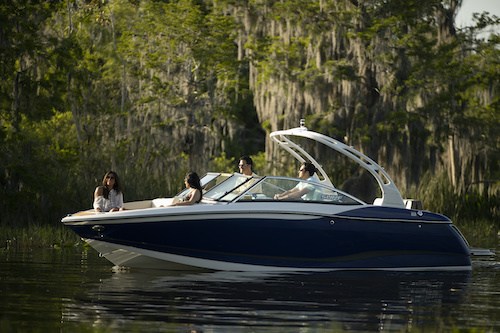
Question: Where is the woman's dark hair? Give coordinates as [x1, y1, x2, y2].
[302, 162, 316, 176]
[185, 171, 202, 191]
[102, 171, 122, 198]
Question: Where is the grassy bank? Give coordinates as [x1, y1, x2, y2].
[454, 219, 500, 250]
[0, 223, 83, 249]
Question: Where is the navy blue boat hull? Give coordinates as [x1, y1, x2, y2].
[67, 208, 471, 271]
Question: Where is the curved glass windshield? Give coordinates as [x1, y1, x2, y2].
[203, 174, 258, 201]
[241, 177, 362, 205]
[204, 174, 363, 205]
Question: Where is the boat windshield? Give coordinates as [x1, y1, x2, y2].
[203, 174, 259, 201]
[204, 175, 363, 205]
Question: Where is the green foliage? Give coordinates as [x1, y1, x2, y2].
[250, 151, 267, 175]
[414, 171, 500, 223]
[0, 110, 87, 226]
[209, 151, 267, 175]
[210, 152, 237, 173]
[0, 0, 499, 228]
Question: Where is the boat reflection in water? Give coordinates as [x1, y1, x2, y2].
[62, 269, 471, 332]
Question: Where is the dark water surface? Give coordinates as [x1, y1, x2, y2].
[1, 241, 499, 332]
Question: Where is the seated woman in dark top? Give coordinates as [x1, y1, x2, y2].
[169, 171, 202, 206]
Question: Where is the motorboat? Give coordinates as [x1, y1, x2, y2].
[61, 121, 472, 271]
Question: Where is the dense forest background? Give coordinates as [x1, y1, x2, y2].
[1, 0, 499, 226]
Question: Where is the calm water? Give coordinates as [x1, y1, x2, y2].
[1, 239, 499, 332]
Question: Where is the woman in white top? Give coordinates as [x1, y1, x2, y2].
[93, 171, 124, 212]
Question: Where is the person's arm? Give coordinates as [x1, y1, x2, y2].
[278, 187, 310, 199]
[274, 185, 311, 200]
[93, 187, 104, 212]
[93, 197, 104, 212]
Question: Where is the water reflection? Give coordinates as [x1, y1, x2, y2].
[63, 268, 473, 332]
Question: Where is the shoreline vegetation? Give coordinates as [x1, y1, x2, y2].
[1, 223, 83, 250]
[1, 219, 498, 250]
